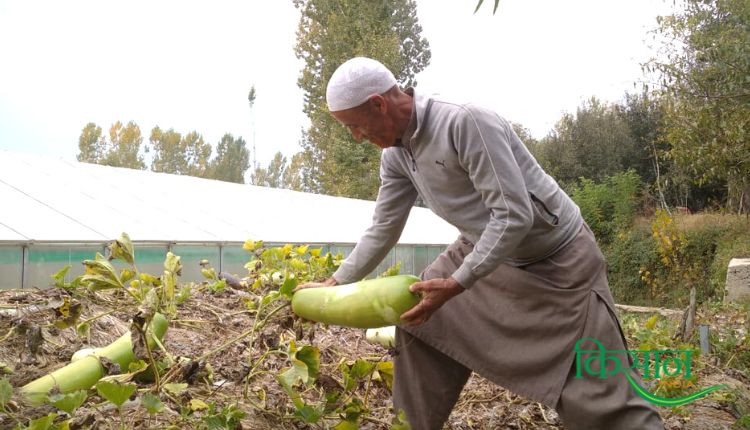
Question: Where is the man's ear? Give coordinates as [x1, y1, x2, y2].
[367, 94, 387, 114]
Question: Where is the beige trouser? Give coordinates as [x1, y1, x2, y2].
[392, 227, 664, 429]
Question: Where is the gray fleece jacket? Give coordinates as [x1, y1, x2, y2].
[333, 89, 583, 288]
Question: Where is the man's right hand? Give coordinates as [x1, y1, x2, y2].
[294, 277, 337, 292]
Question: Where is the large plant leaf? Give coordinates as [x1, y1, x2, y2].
[95, 381, 136, 408]
[48, 390, 87, 415]
[109, 233, 135, 265]
[0, 377, 12, 410]
[141, 393, 164, 414]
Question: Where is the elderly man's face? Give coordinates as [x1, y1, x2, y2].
[331, 97, 397, 149]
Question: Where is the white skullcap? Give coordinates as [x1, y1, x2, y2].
[326, 57, 397, 112]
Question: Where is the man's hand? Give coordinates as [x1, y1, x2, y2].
[399, 277, 464, 326]
[294, 277, 337, 292]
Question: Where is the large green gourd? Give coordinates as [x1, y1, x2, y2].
[20, 313, 168, 405]
[291, 275, 421, 329]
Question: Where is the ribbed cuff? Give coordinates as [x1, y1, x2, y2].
[451, 263, 479, 289]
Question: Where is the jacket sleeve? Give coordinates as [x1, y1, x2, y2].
[450, 106, 534, 288]
[332, 150, 418, 284]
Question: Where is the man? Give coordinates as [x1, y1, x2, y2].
[302, 57, 664, 429]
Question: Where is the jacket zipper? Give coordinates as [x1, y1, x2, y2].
[406, 145, 417, 172]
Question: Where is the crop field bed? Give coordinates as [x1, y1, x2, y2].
[0, 243, 747, 429]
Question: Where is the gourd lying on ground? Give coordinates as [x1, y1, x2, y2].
[365, 325, 396, 348]
[291, 275, 421, 329]
[20, 313, 168, 405]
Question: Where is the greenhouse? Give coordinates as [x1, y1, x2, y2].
[0, 150, 459, 290]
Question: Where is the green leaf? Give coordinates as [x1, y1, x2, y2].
[109, 233, 135, 265]
[261, 291, 280, 305]
[128, 360, 148, 374]
[52, 297, 82, 330]
[141, 393, 164, 414]
[175, 285, 192, 304]
[391, 409, 412, 430]
[189, 398, 209, 411]
[139, 272, 161, 286]
[201, 267, 217, 280]
[48, 390, 87, 415]
[645, 315, 659, 330]
[208, 279, 226, 294]
[334, 420, 358, 430]
[82, 253, 124, 289]
[349, 359, 376, 379]
[81, 273, 122, 290]
[0, 377, 12, 409]
[76, 322, 90, 338]
[376, 361, 394, 390]
[163, 383, 188, 396]
[96, 381, 136, 408]
[280, 359, 310, 387]
[164, 252, 182, 275]
[51, 265, 72, 289]
[378, 262, 401, 277]
[295, 404, 322, 423]
[243, 239, 263, 252]
[26, 413, 58, 430]
[280, 274, 297, 298]
[295, 346, 320, 381]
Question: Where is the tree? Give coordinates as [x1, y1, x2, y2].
[77, 123, 106, 163]
[537, 98, 639, 185]
[182, 131, 212, 177]
[648, 0, 750, 212]
[250, 152, 287, 188]
[209, 133, 250, 184]
[150, 127, 183, 174]
[150, 127, 212, 177]
[282, 153, 307, 192]
[618, 92, 670, 209]
[293, 0, 431, 200]
[104, 121, 146, 169]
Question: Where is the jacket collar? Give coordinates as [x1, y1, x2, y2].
[398, 88, 433, 148]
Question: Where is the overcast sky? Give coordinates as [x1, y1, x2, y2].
[0, 0, 673, 169]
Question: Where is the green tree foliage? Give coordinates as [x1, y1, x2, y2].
[250, 152, 308, 192]
[209, 133, 250, 184]
[150, 127, 212, 177]
[649, 0, 750, 212]
[104, 121, 146, 169]
[150, 127, 182, 173]
[77, 121, 146, 169]
[569, 170, 642, 244]
[182, 131, 212, 177]
[282, 153, 307, 192]
[293, 0, 431, 200]
[536, 98, 639, 185]
[251, 152, 287, 188]
[77, 123, 106, 164]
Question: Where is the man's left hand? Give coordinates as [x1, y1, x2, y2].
[399, 277, 465, 326]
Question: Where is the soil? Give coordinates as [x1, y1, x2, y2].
[0, 285, 747, 430]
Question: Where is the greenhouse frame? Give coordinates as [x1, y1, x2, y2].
[0, 151, 459, 290]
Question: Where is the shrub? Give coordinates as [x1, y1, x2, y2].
[605, 212, 750, 307]
[570, 170, 642, 244]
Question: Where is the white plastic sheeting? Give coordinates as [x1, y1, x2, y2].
[0, 150, 459, 245]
